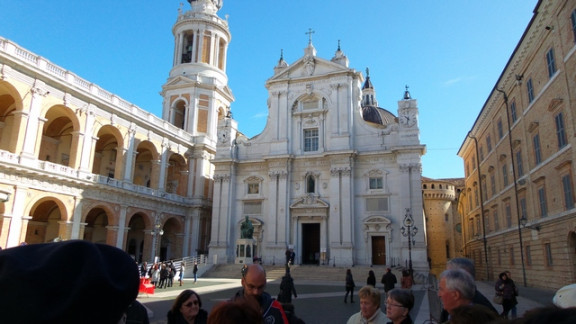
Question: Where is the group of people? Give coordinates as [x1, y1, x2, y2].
[146, 261, 181, 288]
[168, 263, 302, 324]
[144, 260, 199, 288]
[344, 268, 416, 323]
[3, 240, 575, 324]
[437, 257, 576, 324]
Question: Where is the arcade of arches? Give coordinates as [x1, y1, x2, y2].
[0, 54, 213, 262]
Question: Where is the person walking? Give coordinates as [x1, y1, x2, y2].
[193, 261, 199, 283]
[168, 261, 176, 287]
[150, 263, 159, 288]
[159, 263, 169, 289]
[179, 263, 185, 286]
[367, 270, 376, 287]
[400, 270, 413, 289]
[344, 268, 356, 303]
[277, 270, 298, 305]
[381, 268, 397, 294]
[495, 271, 518, 319]
[505, 270, 518, 319]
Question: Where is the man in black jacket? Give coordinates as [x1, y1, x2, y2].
[381, 268, 397, 293]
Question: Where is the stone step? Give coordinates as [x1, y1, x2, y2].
[202, 263, 409, 284]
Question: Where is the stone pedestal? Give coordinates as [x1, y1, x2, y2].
[235, 238, 255, 264]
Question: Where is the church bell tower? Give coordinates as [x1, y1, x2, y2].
[161, 0, 233, 138]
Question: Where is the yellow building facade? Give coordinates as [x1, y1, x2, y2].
[422, 178, 465, 277]
[0, 0, 232, 261]
[458, 0, 576, 289]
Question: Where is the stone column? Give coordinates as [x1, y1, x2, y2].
[70, 197, 83, 239]
[122, 127, 136, 182]
[116, 205, 128, 248]
[6, 186, 28, 247]
[157, 141, 169, 191]
[20, 85, 49, 165]
[78, 108, 96, 175]
[69, 130, 83, 169]
[182, 210, 192, 256]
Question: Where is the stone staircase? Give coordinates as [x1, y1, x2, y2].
[202, 263, 416, 284]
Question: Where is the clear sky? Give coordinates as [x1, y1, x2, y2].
[0, 0, 537, 179]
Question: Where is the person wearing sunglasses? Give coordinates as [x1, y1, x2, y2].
[167, 289, 208, 324]
[385, 288, 414, 324]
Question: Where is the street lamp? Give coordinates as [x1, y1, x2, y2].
[520, 217, 541, 231]
[467, 132, 490, 280]
[497, 88, 527, 287]
[401, 208, 418, 274]
[151, 222, 164, 263]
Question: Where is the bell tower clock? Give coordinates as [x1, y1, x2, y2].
[398, 86, 418, 129]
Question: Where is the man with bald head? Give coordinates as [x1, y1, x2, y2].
[233, 264, 289, 323]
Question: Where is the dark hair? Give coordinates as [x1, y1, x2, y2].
[171, 289, 202, 314]
[208, 297, 263, 324]
[449, 304, 500, 324]
[387, 288, 414, 311]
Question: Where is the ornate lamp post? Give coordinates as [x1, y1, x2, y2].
[151, 222, 164, 263]
[401, 208, 418, 274]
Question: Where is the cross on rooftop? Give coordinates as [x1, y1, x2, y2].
[305, 28, 315, 44]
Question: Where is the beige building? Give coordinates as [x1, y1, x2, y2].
[422, 177, 465, 277]
[458, 0, 576, 289]
[0, 0, 232, 261]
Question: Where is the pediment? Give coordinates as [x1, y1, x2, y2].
[269, 56, 352, 82]
[290, 195, 329, 209]
[363, 216, 392, 232]
[163, 75, 197, 87]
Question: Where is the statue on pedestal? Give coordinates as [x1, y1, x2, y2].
[240, 216, 254, 239]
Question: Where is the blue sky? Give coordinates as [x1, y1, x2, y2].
[0, 1, 536, 179]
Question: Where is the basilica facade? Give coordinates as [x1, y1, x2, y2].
[206, 4, 427, 268]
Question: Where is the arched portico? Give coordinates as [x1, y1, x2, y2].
[25, 198, 68, 244]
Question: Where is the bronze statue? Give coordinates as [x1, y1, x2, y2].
[240, 216, 254, 239]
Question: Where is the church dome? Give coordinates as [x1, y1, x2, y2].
[361, 105, 396, 126]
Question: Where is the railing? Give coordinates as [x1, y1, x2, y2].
[0, 37, 198, 143]
[426, 273, 442, 324]
[0, 149, 192, 204]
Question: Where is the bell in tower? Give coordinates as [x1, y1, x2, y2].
[160, 0, 233, 139]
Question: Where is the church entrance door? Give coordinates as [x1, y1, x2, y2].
[372, 236, 386, 265]
[302, 223, 320, 265]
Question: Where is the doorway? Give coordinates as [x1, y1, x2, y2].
[372, 236, 386, 265]
[302, 223, 320, 264]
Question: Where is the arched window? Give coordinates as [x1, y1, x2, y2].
[182, 32, 194, 63]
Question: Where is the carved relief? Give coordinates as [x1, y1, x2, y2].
[303, 55, 315, 76]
